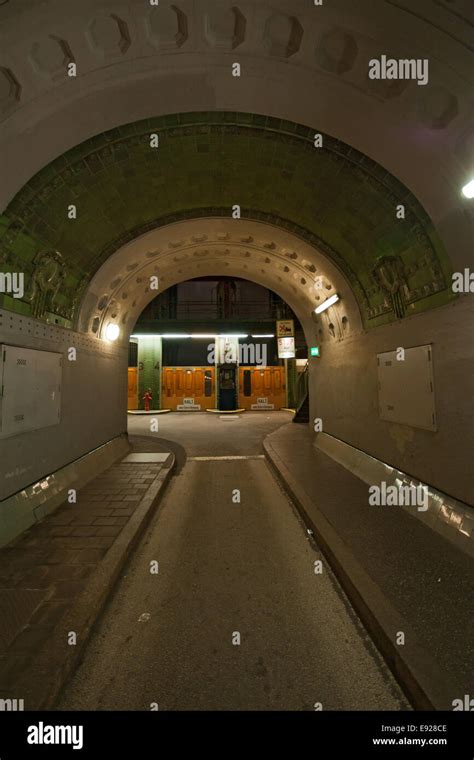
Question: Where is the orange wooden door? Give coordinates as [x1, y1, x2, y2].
[238, 366, 286, 409]
[127, 367, 138, 410]
[162, 367, 215, 410]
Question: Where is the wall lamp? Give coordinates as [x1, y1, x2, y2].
[462, 179, 474, 199]
[314, 294, 340, 314]
[104, 323, 120, 341]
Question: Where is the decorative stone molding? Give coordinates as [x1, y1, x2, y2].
[86, 13, 131, 58]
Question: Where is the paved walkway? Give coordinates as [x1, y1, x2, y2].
[127, 410, 293, 463]
[2, 414, 471, 711]
[57, 452, 408, 710]
[264, 423, 474, 705]
[0, 436, 173, 707]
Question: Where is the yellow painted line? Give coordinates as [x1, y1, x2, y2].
[188, 455, 265, 461]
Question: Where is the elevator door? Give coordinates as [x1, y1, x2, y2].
[238, 366, 286, 410]
[162, 367, 215, 411]
[218, 365, 237, 411]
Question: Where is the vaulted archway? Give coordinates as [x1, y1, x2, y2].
[0, 113, 455, 334]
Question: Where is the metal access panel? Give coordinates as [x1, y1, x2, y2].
[0, 345, 62, 438]
[377, 344, 436, 431]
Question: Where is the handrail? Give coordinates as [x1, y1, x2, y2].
[296, 361, 309, 408]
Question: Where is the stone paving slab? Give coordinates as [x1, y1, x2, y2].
[0, 438, 174, 709]
[264, 423, 474, 710]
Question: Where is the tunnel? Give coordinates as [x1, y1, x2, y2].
[0, 0, 473, 736]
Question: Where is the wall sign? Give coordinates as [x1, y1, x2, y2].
[276, 320, 294, 338]
[177, 397, 201, 410]
[251, 397, 275, 410]
[277, 337, 295, 359]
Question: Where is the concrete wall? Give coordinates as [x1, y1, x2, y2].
[0, 0, 472, 280]
[0, 310, 128, 501]
[310, 298, 474, 505]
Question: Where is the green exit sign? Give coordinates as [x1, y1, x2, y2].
[310, 346, 320, 357]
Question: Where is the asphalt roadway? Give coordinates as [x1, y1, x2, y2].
[57, 412, 409, 710]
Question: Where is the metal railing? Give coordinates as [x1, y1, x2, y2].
[296, 361, 309, 408]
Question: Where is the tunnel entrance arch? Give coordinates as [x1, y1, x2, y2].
[0, 111, 470, 508]
[77, 216, 362, 346]
[1, 111, 455, 336]
[76, 215, 363, 420]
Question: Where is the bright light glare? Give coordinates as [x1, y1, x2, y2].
[462, 179, 474, 199]
[251, 334, 274, 338]
[314, 294, 340, 314]
[130, 333, 250, 339]
[105, 323, 120, 341]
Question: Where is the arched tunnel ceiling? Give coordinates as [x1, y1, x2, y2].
[0, 0, 472, 222]
[0, 112, 456, 330]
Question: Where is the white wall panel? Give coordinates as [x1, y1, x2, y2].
[0, 345, 62, 438]
[377, 345, 436, 432]
[310, 299, 474, 505]
[0, 312, 128, 501]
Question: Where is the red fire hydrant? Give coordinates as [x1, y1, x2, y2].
[143, 389, 153, 412]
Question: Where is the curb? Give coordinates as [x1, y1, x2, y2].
[263, 436, 460, 711]
[15, 453, 176, 711]
[205, 408, 246, 414]
[127, 409, 171, 415]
